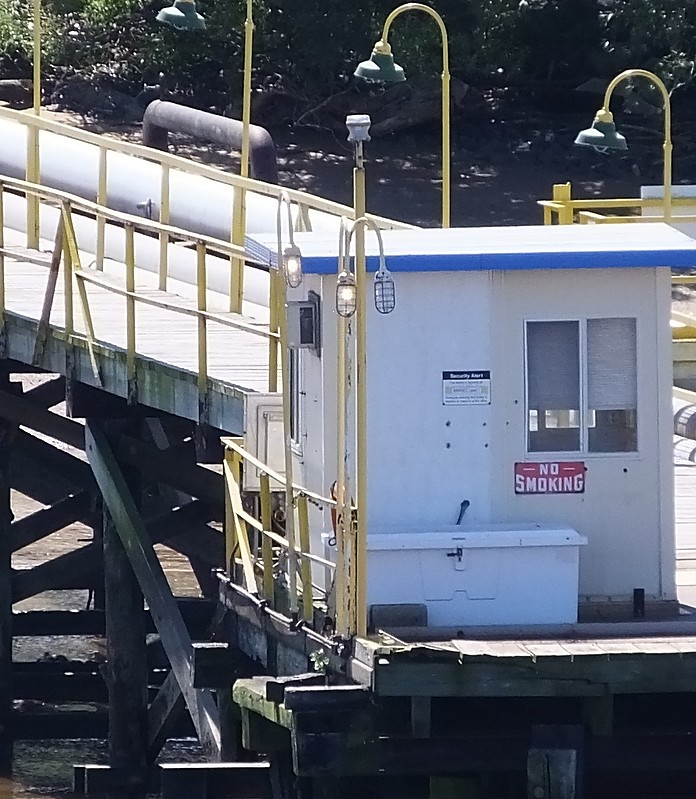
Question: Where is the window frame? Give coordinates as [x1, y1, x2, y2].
[524, 316, 639, 457]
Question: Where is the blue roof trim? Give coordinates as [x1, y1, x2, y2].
[302, 249, 696, 274]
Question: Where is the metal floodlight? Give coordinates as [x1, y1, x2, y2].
[156, 0, 206, 31]
[346, 114, 372, 143]
[283, 244, 303, 289]
[574, 109, 627, 153]
[354, 41, 406, 84]
[336, 270, 357, 318]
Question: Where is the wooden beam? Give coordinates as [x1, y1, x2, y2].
[103, 458, 148, 782]
[23, 376, 65, 409]
[147, 669, 185, 762]
[85, 421, 221, 758]
[0, 388, 84, 449]
[12, 544, 101, 602]
[13, 431, 94, 490]
[11, 491, 94, 552]
[32, 220, 65, 367]
[114, 433, 223, 509]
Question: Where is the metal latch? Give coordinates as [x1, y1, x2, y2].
[446, 546, 463, 562]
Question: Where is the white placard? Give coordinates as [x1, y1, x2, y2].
[442, 370, 491, 406]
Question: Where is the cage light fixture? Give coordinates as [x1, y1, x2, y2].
[283, 244, 303, 288]
[336, 269, 358, 317]
[374, 258, 396, 314]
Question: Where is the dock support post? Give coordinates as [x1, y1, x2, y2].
[527, 725, 584, 799]
[102, 428, 148, 794]
[0, 367, 13, 772]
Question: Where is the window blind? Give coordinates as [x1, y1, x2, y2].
[587, 317, 637, 410]
[526, 321, 580, 409]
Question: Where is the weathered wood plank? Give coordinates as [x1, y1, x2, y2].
[11, 491, 93, 552]
[0, 371, 13, 771]
[147, 669, 185, 762]
[85, 421, 221, 758]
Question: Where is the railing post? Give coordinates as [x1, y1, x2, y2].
[223, 444, 242, 575]
[96, 147, 107, 270]
[60, 202, 74, 339]
[268, 269, 279, 393]
[196, 241, 208, 397]
[552, 182, 573, 225]
[125, 222, 137, 403]
[159, 164, 170, 291]
[259, 472, 274, 606]
[26, 125, 40, 249]
[297, 494, 313, 623]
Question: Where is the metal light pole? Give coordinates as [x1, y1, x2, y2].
[354, 3, 451, 228]
[156, 0, 253, 311]
[575, 69, 672, 221]
[27, 0, 42, 247]
[276, 191, 303, 622]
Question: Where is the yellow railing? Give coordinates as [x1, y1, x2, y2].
[222, 437, 345, 629]
[0, 173, 278, 401]
[539, 182, 696, 225]
[3, 105, 411, 313]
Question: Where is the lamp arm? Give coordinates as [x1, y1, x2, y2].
[380, 2, 449, 74]
[602, 68, 670, 140]
[344, 216, 386, 273]
[602, 69, 671, 220]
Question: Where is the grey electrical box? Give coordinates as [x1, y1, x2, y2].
[287, 292, 320, 352]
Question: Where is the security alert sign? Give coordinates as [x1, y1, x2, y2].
[514, 462, 585, 495]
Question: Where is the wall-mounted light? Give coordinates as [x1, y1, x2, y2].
[336, 270, 358, 318]
[276, 191, 303, 288]
[283, 244, 303, 289]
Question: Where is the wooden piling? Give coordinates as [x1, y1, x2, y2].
[0, 367, 13, 772]
[102, 426, 148, 793]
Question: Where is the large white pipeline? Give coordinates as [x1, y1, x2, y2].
[0, 116, 353, 309]
[0, 118, 343, 238]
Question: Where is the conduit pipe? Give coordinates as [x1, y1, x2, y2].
[143, 100, 278, 184]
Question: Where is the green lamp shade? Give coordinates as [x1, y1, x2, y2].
[574, 120, 627, 151]
[156, 0, 206, 31]
[354, 52, 406, 83]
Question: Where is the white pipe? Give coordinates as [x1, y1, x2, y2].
[0, 119, 343, 239]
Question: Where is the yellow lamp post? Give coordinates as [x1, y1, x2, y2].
[26, 0, 42, 247]
[575, 69, 672, 221]
[354, 3, 451, 228]
[276, 191, 303, 622]
[157, 0, 254, 313]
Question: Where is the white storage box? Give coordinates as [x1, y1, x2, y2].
[367, 524, 587, 627]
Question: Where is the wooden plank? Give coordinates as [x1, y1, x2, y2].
[115, 433, 223, 508]
[23, 375, 65, 409]
[11, 490, 93, 552]
[0, 388, 84, 449]
[32, 220, 64, 366]
[103, 461, 147, 783]
[85, 421, 221, 758]
[12, 543, 100, 602]
[147, 669, 185, 762]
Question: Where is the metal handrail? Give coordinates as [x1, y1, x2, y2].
[0, 174, 279, 405]
[222, 437, 341, 629]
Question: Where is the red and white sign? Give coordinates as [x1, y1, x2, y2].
[514, 462, 585, 495]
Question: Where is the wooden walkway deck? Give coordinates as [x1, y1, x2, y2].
[2, 230, 275, 432]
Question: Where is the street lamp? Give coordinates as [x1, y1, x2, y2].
[575, 69, 672, 221]
[276, 190, 303, 621]
[157, 0, 255, 311]
[354, 3, 451, 228]
[334, 210, 395, 638]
